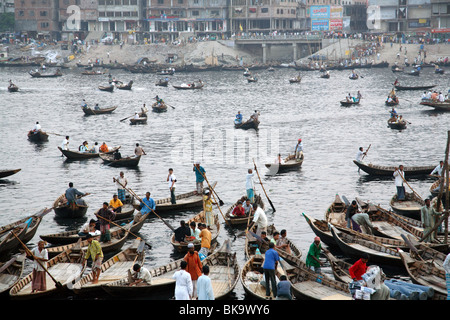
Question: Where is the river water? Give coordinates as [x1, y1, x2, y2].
[0, 64, 449, 300]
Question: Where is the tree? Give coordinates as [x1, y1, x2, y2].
[0, 13, 14, 32]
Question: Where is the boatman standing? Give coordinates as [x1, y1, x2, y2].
[193, 162, 206, 195]
[295, 139, 303, 159]
[393, 165, 406, 201]
[246, 169, 256, 203]
[355, 147, 367, 162]
[113, 171, 128, 202]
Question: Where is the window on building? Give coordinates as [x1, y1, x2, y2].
[40, 11, 47, 16]
[106, 11, 114, 16]
[178, 0, 183, 3]
[115, 11, 122, 16]
[115, 0, 121, 5]
[131, 0, 137, 4]
[106, 0, 113, 4]
[123, 11, 130, 16]
[131, 11, 137, 16]
[18, 10, 24, 16]
[192, 10, 199, 16]
[29, 10, 34, 16]
[99, 0, 105, 4]
[158, 0, 163, 3]
[41, 22, 49, 28]
[99, 11, 105, 16]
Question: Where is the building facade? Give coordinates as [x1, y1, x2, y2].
[14, 0, 59, 38]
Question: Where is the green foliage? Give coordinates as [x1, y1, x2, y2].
[0, 13, 15, 32]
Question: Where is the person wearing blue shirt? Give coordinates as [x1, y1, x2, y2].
[262, 242, 280, 299]
[65, 182, 87, 204]
[193, 162, 206, 194]
[235, 111, 243, 124]
[139, 192, 155, 214]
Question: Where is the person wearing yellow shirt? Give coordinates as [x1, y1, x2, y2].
[82, 234, 104, 284]
[109, 194, 123, 213]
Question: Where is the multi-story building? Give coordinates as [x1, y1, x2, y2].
[1, 0, 15, 13]
[367, 0, 432, 33]
[229, 0, 304, 34]
[144, 0, 228, 42]
[431, 0, 450, 30]
[14, 0, 59, 39]
[342, 0, 367, 32]
[58, 0, 98, 41]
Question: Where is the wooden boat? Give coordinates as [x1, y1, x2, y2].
[245, 224, 301, 259]
[320, 73, 330, 79]
[324, 195, 424, 241]
[289, 76, 301, 83]
[0, 169, 21, 179]
[151, 102, 167, 113]
[406, 70, 420, 76]
[155, 79, 168, 87]
[265, 154, 304, 173]
[247, 76, 258, 83]
[235, 118, 259, 130]
[173, 83, 204, 90]
[394, 85, 435, 91]
[158, 69, 175, 75]
[240, 254, 287, 300]
[29, 70, 62, 78]
[349, 74, 359, 80]
[93, 202, 135, 221]
[0, 208, 51, 257]
[116, 80, 133, 90]
[434, 68, 445, 74]
[420, 101, 450, 111]
[224, 194, 264, 226]
[391, 66, 404, 73]
[398, 249, 447, 300]
[340, 99, 360, 106]
[322, 250, 353, 284]
[352, 160, 435, 177]
[81, 70, 105, 75]
[72, 238, 145, 296]
[330, 225, 403, 266]
[0, 254, 25, 297]
[281, 259, 352, 300]
[129, 116, 147, 125]
[8, 83, 19, 92]
[102, 258, 180, 298]
[98, 84, 114, 92]
[429, 179, 450, 197]
[47, 222, 132, 258]
[170, 211, 220, 253]
[40, 211, 149, 245]
[58, 146, 120, 160]
[27, 130, 49, 142]
[81, 105, 117, 115]
[390, 192, 424, 220]
[387, 118, 407, 130]
[9, 242, 86, 300]
[53, 194, 88, 219]
[385, 97, 399, 106]
[134, 182, 217, 214]
[99, 154, 141, 167]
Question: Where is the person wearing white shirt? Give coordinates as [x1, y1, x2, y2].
[92, 142, 100, 153]
[431, 161, 444, 177]
[173, 260, 193, 300]
[197, 265, 214, 300]
[393, 165, 405, 201]
[355, 147, 366, 162]
[246, 169, 256, 203]
[33, 121, 41, 132]
[167, 168, 177, 204]
[30, 240, 49, 293]
[439, 92, 445, 102]
[421, 92, 427, 100]
[61, 136, 69, 151]
[426, 91, 432, 100]
[129, 264, 152, 286]
[248, 203, 267, 236]
[113, 171, 128, 202]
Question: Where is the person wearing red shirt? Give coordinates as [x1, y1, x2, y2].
[231, 201, 246, 217]
[184, 243, 203, 299]
[349, 254, 369, 281]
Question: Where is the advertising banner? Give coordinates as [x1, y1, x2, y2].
[311, 19, 329, 31]
[310, 6, 330, 19]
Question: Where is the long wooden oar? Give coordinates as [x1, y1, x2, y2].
[395, 168, 423, 201]
[199, 170, 224, 206]
[114, 180, 175, 232]
[361, 144, 371, 161]
[253, 159, 276, 212]
[11, 232, 63, 289]
[95, 214, 152, 249]
[119, 114, 134, 122]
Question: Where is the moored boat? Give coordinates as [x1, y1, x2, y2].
[0, 254, 25, 297]
[390, 192, 424, 220]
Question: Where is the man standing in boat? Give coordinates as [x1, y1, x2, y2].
[113, 171, 127, 202]
[294, 139, 303, 160]
[393, 165, 406, 201]
[167, 168, 177, 204]
[246, 168, 256, 203]
[193, 162, 206, 195]
[96, 202, 116, 243]
[65, 182, 88, 206]
[83, 234, 104, 284]
[420, 198, 442, 242]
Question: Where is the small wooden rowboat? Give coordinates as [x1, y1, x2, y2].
[29, 70, 62, 78]
[390, 192, 424, 220]
[420, 101, 450, 111]
[46, 222, 132, 258]
[0, 208, 51, 257]
[0, 254, 25, 297]
[281, 259, 353, 300]
[155, 79, 169, 87]
[99, 154, 141, 167]
[98, 84, 114, 92]
[429, 178, 450, 197]
[27, 130, 49, 142]
[72, 238, 145, 296]
[116, 80, 133, 90]
[330, 225, 403, 266]
[353, 160, 435, 177]
[9, 242, 86, 300]
[152, 102, 167, 113]
[81, 106, 117, 115]
[387, 118, 407, 130]
[8, 84, 19, 92]
[170, 211, 220, 253]
[289, 76, 301, 83]
[224, 194, 264, 226]
[394, 85, 435, 91]
[398, 249, 447, 300]
[133, 182, 217, 214]
[340, 99, 360, 106]
[53, 194, 88, 219]
[173, 83, 204, 90]
[58, 146, 120, 160]
[265, 154, 304, 173]
[0, 169, 21, 179]
[235, 119, 259, 130]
